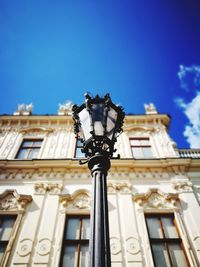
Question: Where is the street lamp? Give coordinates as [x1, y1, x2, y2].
[72, 93, 124, 267]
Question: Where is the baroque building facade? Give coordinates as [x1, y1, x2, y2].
[0, 103, 200, 267]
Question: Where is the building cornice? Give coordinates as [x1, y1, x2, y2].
[124, 114, 170, 129]
[0, 158, 198, 172]
[0, 114, 170, 129]
[0, 115, 73, 129]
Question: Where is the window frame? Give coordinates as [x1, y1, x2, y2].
[130, 137, 153, 158]
[74, 138, 85, 159]
[59, 214, 90, 267]
[15, 139, 43, 159]
[145, 213, 190, 267]
[0, 213, 20, 266]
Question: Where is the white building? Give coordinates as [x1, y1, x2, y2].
[0, 102, 200, 267]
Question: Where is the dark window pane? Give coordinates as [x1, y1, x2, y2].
[140, 139, 150, 146]
[77, 139, 83, 146]
[16, 148, 29, 159]
[0, 243, 7, 263]
[132, 147, 143, 158]
[33, 140, 43, 146]
[130, 139, 140, 146]
[143, 147, 153, 158]
[162, 217, 179, 238]
[0, 217, 16, 241]
[66, 218, 80, 240]
[16, 139, 42, 159]
[29, 148, 40, 159]
[62, 245, 77, 267]
[81, 218, 90, 239]
[22, 141, 33, 147]
[152, 243, 171, 267]
[169, 244, 188, 267]
[80, 244, 89, 267]
[146, 217, 163, 238]
[76, 147, 84, 158]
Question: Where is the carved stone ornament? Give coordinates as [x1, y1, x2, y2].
[144, 102, 158, 114]
[126, 237, 140, 255]
[172, 178, 193, 193]
[19, 126, 54, 135]
[58, 101, 72, 115]
[132, 188, 179, 209]
[0, 190, 32, 211]
[60, 190, 91, 209]
[110, 237, 121, 255]
[34, 183, 63, 194]
[13, 103, 33, 116]
[17, 239, 33, 257]
[37, 238, 51, 256]
[107, 182, 132, 193]
[123, 125, 155, 133]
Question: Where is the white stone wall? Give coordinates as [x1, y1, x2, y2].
[0, 115, 179, 159]
[0, 114, 200, 267]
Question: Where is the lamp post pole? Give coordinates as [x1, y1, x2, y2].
[72, 93, 124, 267]
[88, 153, 111, 267]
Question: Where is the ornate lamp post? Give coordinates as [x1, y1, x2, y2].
[72, 93, 124, 267]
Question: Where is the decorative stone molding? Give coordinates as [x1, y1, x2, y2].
[19, 126, 54, 135]
[126, 237, 140, 255]
[37, 238, 51, 256]
[110, 237, 121, 255]
[34, 183, 63, 194]
[0, 190, 32, 211]
[132, 188, 179, 209]
[172, 178, 193, 193]
[13, 103, 33, 116]
[144, 103, 158, 115]
[60, 190, 91, 209]
[107, 182, 132, 193]
[17, 239, 33, 257]
[123, 125, 155, 133]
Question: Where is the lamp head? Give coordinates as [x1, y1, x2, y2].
[72, 93, 125, 158]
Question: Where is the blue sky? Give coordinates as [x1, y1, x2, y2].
[0, 0, 200, 148]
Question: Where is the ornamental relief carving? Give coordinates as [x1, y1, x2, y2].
[17, 239, 33, 257]
[172, 179, 193, 193]
[132, 188, 179, 209]
[110, 237, 121, 255]
[60, 190, 91, 210]
[107, 182, 132, 193]
[19, 127, 54, 135]
[0, 190, 32, 211]
[34, 183, 63, 194]
[124, 125, 155, 133]
[126, 237, 140, 255]
[37, 238, 51, 256]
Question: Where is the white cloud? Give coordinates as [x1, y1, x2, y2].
[177, 65, 200, 91]
[176, 64, 200, 148]
[175, 93, 200, 148]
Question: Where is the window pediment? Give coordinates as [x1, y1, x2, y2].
[59, 190, 91, 210]
[19, 127, 54, 135]
[132, 188, 178, 209]
[0, 190, 32, 211]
